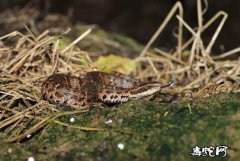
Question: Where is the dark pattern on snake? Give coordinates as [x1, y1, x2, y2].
[41, 71, 171, 110]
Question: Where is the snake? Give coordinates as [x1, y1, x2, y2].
[41, 71, 172, 110]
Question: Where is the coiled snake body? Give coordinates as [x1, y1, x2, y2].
[41, 71, 171, 110]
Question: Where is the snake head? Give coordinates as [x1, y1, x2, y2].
[129, 83, 163, 98]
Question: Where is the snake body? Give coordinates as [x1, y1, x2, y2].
[41, 71, 168, 110]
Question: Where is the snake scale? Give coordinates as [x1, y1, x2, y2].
[41, 71, 172, 110]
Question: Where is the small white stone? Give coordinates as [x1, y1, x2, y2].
[70, 117, 75, 123]
[28, 157, 35, 161]
[27, 134, 31, 138]
[8, 148, 12, 153]
[117, 143, 125, 150]
[105, 119, 113, 124]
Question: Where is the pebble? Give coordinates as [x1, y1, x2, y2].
[28, 157, 35, 161]
[105, 119, 113, 124]
[117, 143, 125, 150]
[70, 117, 75, 123]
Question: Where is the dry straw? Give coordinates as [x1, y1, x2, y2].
[0, 26, 98, 142]
[136, 0, 239, 93]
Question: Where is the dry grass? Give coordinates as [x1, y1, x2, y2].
[0, 27, 99, 142]
[135, 0, 239, 95]
[0, 0, 239, 142]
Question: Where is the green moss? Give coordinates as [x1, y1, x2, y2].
[1, 92, 240, 160]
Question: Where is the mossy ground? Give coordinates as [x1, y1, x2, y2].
[1, 92, 240, 161]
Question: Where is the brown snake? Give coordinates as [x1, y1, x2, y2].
[41, 71, 172, 110]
